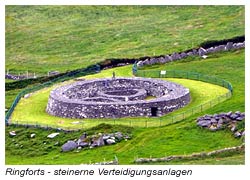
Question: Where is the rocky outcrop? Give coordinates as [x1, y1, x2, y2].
[197, 111, 245, 137]
[62, 140, 78, 152]
[61, 132, 131, 152]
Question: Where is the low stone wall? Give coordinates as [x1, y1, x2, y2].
[46, 77, 190, 119]
[137, 41, 245, 67]
[135, 144, 245, 164]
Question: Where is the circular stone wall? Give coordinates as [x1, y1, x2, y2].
[46, 77, 190, 118]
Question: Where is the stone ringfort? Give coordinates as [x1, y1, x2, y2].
[46, 77, 190, 118]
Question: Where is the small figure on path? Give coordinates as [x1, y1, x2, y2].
[112, 71, 116, 79]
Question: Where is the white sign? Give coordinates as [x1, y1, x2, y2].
[160, 70, 166, 75]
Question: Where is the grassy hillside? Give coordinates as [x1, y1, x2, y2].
[6, 49, 244, 165]
[140, 49, 245, 113]
[6, 117, 244, 165]
[5, 5, 244, 165]
[6, 6, 244, 74]
[10, 74, 228, 129]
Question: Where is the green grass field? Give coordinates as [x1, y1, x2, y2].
[6, 6, 244, 74]
[5, 6, 244, 165]
[6, 49, 244, 165]
[6, 116, 244, 165]
[10, 65, 228, 129]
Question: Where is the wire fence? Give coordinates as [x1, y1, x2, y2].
[6, 66, 233, 129]
[133, 68, 233, 93]
[8, 91, 230, 130]
[5, 65, 100, 124]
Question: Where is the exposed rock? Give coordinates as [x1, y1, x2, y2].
[137, 61, 144, 67]
[30, 133, 36, 138]
[210, 118, 217, 123]
[78, 142, 89, 148]
[149, 58, 157, 64]
[54, 141, 59, 146]
[92, 136, 105, 147]
[143, 59, 150, 65]
[9, 131, 16, 137]
[164, 55, 172, 62]
[230, 114, 238, 120]
[236, 116, 244, 121]
[218, 119, 223, 124]
[47, 133, 60, 138]
[171, 52, 181, 60]
[225, 42, 233, 50]
[62, 140, 77, 152]
[103, 135, 111, 140]
[187, 51, 193, 56]
[114, 132, 123, 141]
[234, 131, 242, 138]
[24, 94, 31, 99]
[192, 49, 198, 55]
[106, 139, 116, 145]
[79, 133, 87, 141]
[180, 52, 187, 59]
[197, 111, 245, 138]
[198, 47, 207, 56]
[209, 125, 218, 131]
[226, 111, 233, 116]
[201, 55, 208, 59]
[230, 125, 237, 132]
[197, 120, 211, 127]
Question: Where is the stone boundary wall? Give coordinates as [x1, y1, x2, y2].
[135, 144, 245, 164]
[46, 77, 190, 119]
[136, 41, 245, 67]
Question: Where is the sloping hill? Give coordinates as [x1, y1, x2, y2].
[6, 6, 244, 74]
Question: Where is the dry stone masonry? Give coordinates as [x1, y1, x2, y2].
[46, 77, 190, 118]
[135, 144, 244, 164]
[137, 41, 245, 67]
